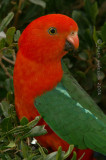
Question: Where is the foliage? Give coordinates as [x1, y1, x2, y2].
[0, 0, 106, 159]
[0, 102, 75, 159]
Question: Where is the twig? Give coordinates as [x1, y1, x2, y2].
[12, 50, 16, 61]
[78, 152, 85, 160]
[27, 137, 30, 146]
[84, 66, 92, 74]
[73, 0, 84, 9]
[2, 56, 15, 65]
[14, 0, 24, 27]
[73, 54, 82, 60]
[0, 59, 13, 78]
[0, 147, 16, 153]
[14, 150, 21, 154]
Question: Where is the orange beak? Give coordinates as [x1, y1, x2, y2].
[64, 32, 79, 51]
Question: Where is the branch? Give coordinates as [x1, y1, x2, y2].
[2, 56, 15, 65]
[14, 0, 24, 27]
[12, 50, 16, 61]
[0, 59, 13, 78]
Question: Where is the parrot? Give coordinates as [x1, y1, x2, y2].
[13, 14, 106, 159]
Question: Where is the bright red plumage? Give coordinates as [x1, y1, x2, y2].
[13, 14, 95, 160]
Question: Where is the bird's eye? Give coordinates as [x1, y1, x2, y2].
[48, 27, 57, 35]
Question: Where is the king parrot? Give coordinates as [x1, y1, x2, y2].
[13, 14, 106, 159]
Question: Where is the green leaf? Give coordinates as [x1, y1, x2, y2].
[84, 0, 98, 24]
[1, 117, 13, 132]
[3, 117, 41, 137]
[20, 117, 29, 126]
[14, 155, 21, 160]
[27, 116, 41, 128]
[29, 0, 46, 8]
[45, 147, 65, 160]
[71, 151, 77, 160]
[6, 27, 16, 45]
[56, 146, 64, 160]
[45, 152, 58, 160]
[0, 87, 7, 100]
[21, 141, 29, 158]
[76, 71, 86, 79]
[22, 125, 47, 138]
[0, 101, 10, 117]
[64, 145, 74, 159]
[4, 124, 28, 136]
[7, 141, 16, 148]
[84, 28, 94, 49]
[79, 52, 88, 61]
[101, 22, 106, 43]
[7, 91, 14, 104]
[0, 12, 14, 32]
[93, 27, 98, 44]
[5, 78, 14, 92]
[100, 55, 106, 67]
[38, 143, 47, 158]
[0, 38, 6, 49]
[72, 11, 90, 30]
[1, 154, 12, 160]
[14, 30, 21, 42]
[2, 48, 14, 57]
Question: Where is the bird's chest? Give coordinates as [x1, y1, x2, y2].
[14, 58, 63, 101]
[27, 62, 63, 97]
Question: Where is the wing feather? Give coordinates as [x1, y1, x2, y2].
[35, 83, 106, 155]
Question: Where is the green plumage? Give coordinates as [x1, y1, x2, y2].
[35, 63, 106, 155]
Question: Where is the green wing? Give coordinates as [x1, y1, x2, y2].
[35, 63, 106, 155]
[62, 62, 106, 124]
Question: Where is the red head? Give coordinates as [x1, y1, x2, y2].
[18, 14, 79, 63]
